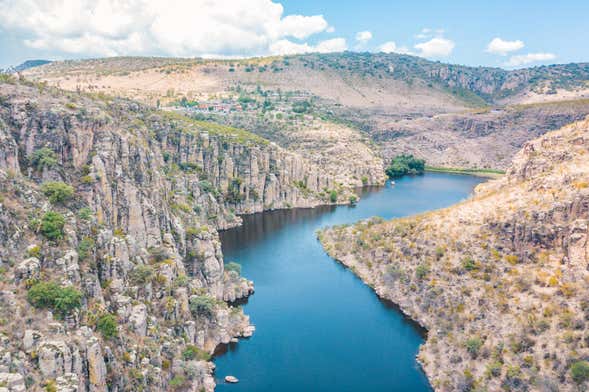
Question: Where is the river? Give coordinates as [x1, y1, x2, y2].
[215, 173, 484, 391]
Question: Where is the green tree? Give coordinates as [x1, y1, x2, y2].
[31, 147, 58, 170]
[41, 181, 74, 204]
[189, 295, 216, 318]
[40, 211, 65, 240]
[225, 262, 241, 275]
[96, 313, 118, 339]
[27, 282, 82, 317]
[329, 190, 338, 203]
[385, 155, 425, 179]
[571, 361, 589, 383]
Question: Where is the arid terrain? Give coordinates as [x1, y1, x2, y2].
[23, 54, 589, 170]
[320, 117, 589, 391]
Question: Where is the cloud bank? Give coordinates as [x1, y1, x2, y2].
[414, 37, 455, 57]
[505, 52, 556, 67]
[486, 38, 525, 55]
[0, 0, 345, 57]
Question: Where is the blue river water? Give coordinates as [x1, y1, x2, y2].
[214, 173, 484, 391]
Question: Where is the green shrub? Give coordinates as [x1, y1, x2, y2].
[415, 263, 430, 280]
[189, 295, 216, 318]
[462, 257, 478, 271]
[77, 207, 93, 221]
[129, 265, 153, 285]
[169, 375, 187, 390]
[96, 313, 118, 339]
[385, 155, 425, 179]
[486, 361, 502, 378]
[40, 211, 65, 240]
[571, 361, 589, 383]
[466, 337, 483, 357]
[31, 147, 58, 170]
[27, 282, 82, 316]
[181, 345, 211, 361]
[77, 237, 95, 260]
[41, 181, 74, 204]
[225, 262, 241, 276]
[329, 190, 338, 203]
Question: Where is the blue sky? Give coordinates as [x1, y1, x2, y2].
[0, 0, 587, 69]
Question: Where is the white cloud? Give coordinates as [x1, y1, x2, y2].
[355, 31, 373, 43]
[505, 52, 556, 67]
[414, 37, 455, 58]
[269, 38, 347, 55]
[486, 37, 524, 56]
[0, 0, 340, 58]
[378, 41, 412, 55]
[415, 27, 444, 40]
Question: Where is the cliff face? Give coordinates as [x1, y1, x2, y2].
[320, 117, 589, 391]
[373, 100, 589, 169]
[0, 79, 341, 391]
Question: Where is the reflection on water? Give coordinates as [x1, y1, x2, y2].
[215, 173, 484, 392]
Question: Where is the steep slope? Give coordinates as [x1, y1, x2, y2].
[373, 99, 589, 169]
[22, 53, 589, 170]
[0, 77, 348, 391]
[320, 117, 589, 391]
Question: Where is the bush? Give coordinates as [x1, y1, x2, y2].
[129, 265, 153, 285]
[189, 295, 216, 318]
[27, 282, 82, 316]
[415, 264, 430, 280]
[77, 237, 95, 260]
[169, 375, 187, 390]
[31, 147, 58, 170]
[40, 211, 65, 240]
[329, 190, 338, 203]
[96, 313, 118, 339]
[462, 257, 478, 271]
[385, 155, 425, 179]
[181, 345, 211, 361]
[77, 207, 93, 221]
[41, 181, 74, 204]
[466, 337, 483, 358]
[225, 262, 241, 276]
[571, 361, 589, 383]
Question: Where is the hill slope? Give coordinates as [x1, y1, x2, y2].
[23, 53, 589, 170]
[320, 117, 589, 391]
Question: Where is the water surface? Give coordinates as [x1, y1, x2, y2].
[215, 173, 484, 391]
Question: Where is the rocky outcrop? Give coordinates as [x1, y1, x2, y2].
[320, 117, 589, 391]
[0, 79, 347, 391]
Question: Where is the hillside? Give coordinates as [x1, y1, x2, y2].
[319, 117, 589, 391]
[23, 53, 589, 170]
[0, 76, 362, 391]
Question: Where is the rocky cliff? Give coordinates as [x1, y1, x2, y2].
[320, 117, 589, 391]
[0, 77, 344, 391]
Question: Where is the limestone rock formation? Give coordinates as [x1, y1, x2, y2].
[0, 78, 349, 390]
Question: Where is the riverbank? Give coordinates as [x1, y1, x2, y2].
[214, 174, 483, 391]
[318, 119, 589, 391]
[425, 165, 505, 178]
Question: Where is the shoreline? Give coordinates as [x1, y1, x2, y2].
[425, 165, 505, 179]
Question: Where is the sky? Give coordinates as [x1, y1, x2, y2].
[0, 0, 587, 70]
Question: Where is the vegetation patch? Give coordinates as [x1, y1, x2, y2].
[27, 281, 82, 317]
[385, 155, 425, 179]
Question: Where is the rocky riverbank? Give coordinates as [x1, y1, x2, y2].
[319, 117, 589, 391]
[0, 77, 360, 391]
